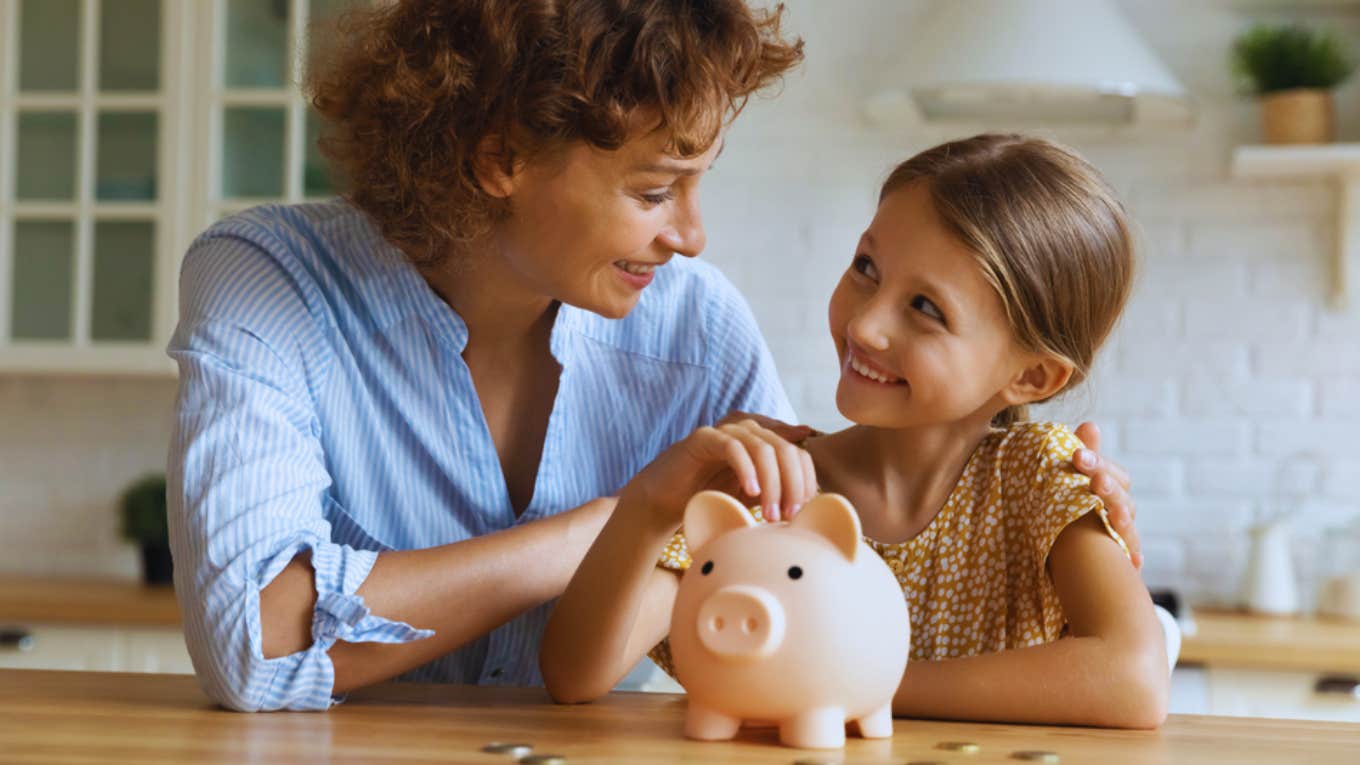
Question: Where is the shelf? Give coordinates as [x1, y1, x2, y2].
[1231, 144, 1360, 311]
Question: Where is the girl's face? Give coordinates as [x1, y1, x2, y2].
[827, 182, 1035, 430]
[488, 122, 720, 319]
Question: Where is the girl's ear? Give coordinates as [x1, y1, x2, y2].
[1001, 354, 1074, 407]
[472, 134, 520, 199]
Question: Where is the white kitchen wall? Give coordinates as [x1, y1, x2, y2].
[2, 0, 1357, 607]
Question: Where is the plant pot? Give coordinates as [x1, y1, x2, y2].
[1260, 88, 1335, 144]
[140, 544, 174, 585]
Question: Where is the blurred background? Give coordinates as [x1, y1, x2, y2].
[1, 0, 1359, 720]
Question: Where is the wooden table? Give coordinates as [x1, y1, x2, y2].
[1180, 609, 1360, 674]
[1, 670, 1357, 764]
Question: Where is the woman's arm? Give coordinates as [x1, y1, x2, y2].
[892, 513, 1169, 729]
[260, 496, 616, 694]
[541, 419, 817, 703]
[538, 490, 682, 703]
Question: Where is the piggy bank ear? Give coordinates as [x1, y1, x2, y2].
[683, 491, 757, 552]
[789, 493, 862, 561]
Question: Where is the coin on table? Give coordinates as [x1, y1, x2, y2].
[1011, 751, 1059, 763]
[482, 742, 534, 758]
[937, 740, 981, 753]
[519, 756, 567, 765]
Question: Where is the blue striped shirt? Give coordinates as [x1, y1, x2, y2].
[166, 200, 794, 712]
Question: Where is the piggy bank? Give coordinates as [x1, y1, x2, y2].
[668, 490, 910, 749]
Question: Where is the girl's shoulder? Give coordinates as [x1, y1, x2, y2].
[982, 421, 1086, 477]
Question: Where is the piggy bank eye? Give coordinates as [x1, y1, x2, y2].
[787, 565, 803, 580]
[700, 561, 714, 575]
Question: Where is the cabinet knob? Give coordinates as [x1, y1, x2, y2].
[0, 626, 34, 651]
[1313, 674, 1360, 699]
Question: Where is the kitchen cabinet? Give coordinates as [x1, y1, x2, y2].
[0, 0, 360, 375]
[0, 576, 188, 674]
[0, 624, 191, 674]
[1174, 609, 1360, 721]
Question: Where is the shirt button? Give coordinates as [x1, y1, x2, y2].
[489, 667, 504, 679]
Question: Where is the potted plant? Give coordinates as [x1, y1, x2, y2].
[120, 474, 172, 585]
[1232, 24, 1355, 144]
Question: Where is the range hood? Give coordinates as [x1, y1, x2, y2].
[867, 0, 1192, 128]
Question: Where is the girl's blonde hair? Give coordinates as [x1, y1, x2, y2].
[881, 134, 1135, 427]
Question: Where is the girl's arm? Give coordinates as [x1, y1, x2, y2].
[892, 513, 1169, 729]
[541, 419, 817, 703]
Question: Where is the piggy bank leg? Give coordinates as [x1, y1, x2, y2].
[854, 703, 893, 738]
[684, 702, 742, 741]
[779, 707, 845, 749]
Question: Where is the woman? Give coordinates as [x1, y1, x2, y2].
[167, 0, 1138, 712]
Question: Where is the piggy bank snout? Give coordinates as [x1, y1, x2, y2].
[695, 585, 786, 660]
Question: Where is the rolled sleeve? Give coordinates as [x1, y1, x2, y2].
[168, 232, 431, 712]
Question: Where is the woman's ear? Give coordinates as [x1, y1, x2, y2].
[1001, 354, 1074, 407]
[472, 134, 519, 199]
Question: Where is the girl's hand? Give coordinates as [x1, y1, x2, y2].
[621, 418, 818, 530]
[1073, 422, 1142, 569]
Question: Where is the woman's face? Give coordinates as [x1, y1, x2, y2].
[827, 182, 1028, 430]
[491, 125, 720, 319]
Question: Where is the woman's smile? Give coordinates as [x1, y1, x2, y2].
[613, 258, 667, 290]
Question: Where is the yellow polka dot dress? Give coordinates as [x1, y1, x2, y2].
[651, 422, 1128, 674]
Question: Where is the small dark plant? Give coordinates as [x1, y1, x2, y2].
[120, 474, 172, 584]
[1232, 24, 1355, 95]
[119, 474, 168, 546]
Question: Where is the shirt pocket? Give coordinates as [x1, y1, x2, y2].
[322, 494, 397, 553]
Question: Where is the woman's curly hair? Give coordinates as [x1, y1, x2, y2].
[308, 0, 804, 267]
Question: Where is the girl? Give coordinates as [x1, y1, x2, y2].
[542, 134, 1168, 729]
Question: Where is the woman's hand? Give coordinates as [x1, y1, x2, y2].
[1073, 422, 1142, 569]
[621, 417, 818, 530]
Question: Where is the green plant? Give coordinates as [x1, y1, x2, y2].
[119, 474, 168, 547]
[1232, 24, 1356, 95]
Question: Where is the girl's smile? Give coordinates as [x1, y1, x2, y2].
[843, 340, 908, 386]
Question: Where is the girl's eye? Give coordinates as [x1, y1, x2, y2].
[911, 294, 945, 323]
[638, 189, 676, 206]
[851, 254, 878, 280]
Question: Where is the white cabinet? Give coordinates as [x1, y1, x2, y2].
[0, 0, 360, 374]
[0, 623, 192, 673]
[1172, 666, 1360, 722]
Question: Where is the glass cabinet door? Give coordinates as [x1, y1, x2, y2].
[0, 0, 358, 372]
[1, 0, 172, 369]
[209, 0, 358, 222]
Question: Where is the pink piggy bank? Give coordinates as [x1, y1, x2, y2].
[668, 490, 910, 749]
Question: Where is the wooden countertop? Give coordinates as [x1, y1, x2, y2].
[4, 576, 1360, 674]
[2, 670, 1357, 764]
[0, 576, 180, 627]
[1180, 609, 1360, 674]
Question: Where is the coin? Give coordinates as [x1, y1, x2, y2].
[482, 742, 533, 758]
[1011, 752, 1059, 763]
[937, 740, 981, 753]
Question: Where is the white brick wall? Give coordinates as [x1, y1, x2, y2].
[2, 0, 1358, 608]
